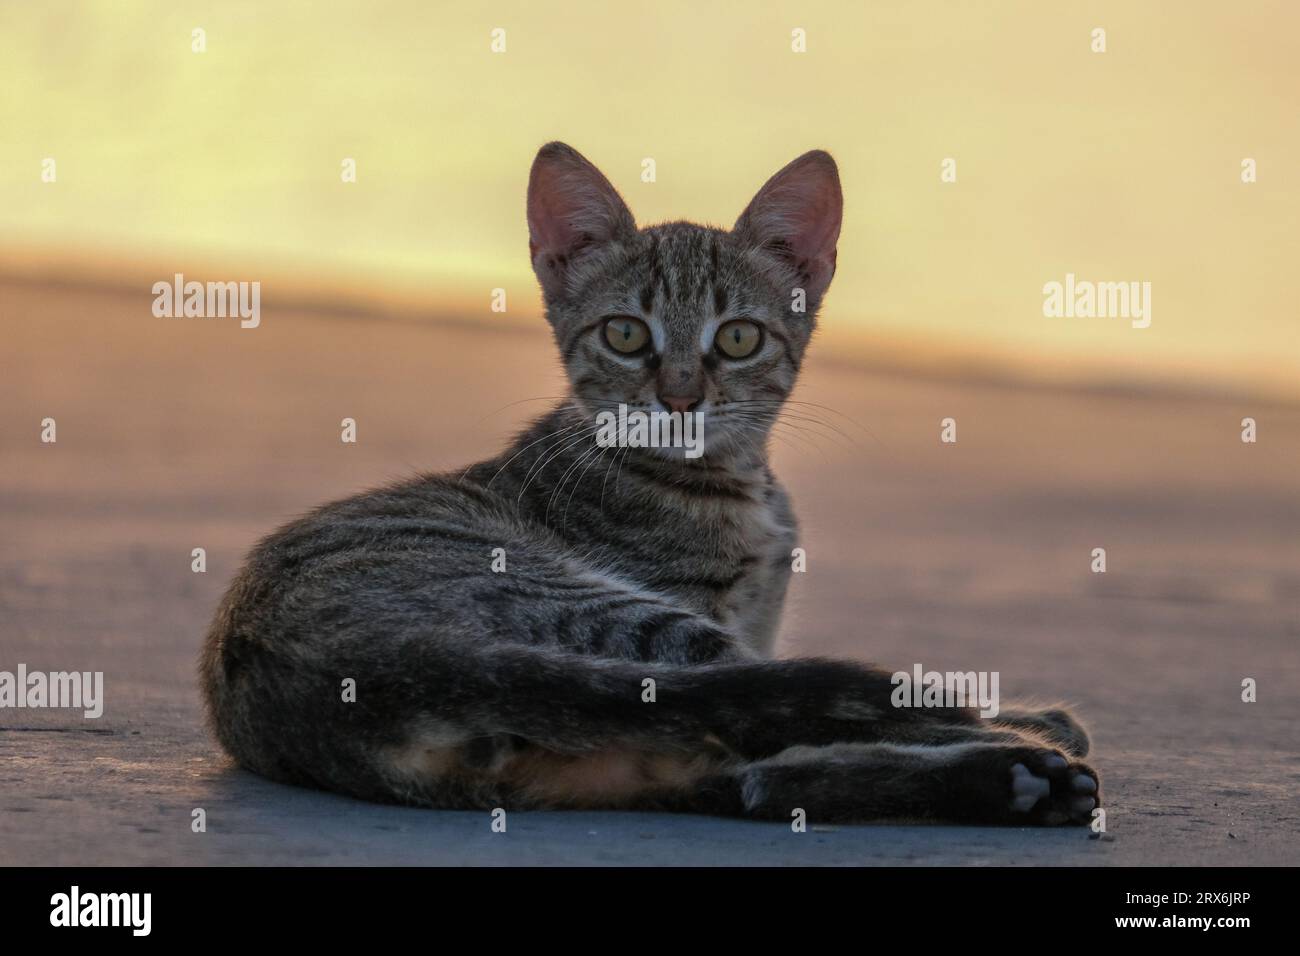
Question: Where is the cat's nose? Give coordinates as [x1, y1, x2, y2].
[658, 393, 701, 414]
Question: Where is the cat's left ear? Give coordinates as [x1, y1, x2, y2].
[733, 150, 843, 303]
[527, 142, 636, 301]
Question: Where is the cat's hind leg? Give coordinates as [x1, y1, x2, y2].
[391, 736, 1102, 824]
[681, 740, 1101, 826]
[369, 650, 1099, 821]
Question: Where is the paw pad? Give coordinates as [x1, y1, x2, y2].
[1007, 755, 1101, 824]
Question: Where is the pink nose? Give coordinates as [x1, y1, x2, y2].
[659, 394, 701, 414]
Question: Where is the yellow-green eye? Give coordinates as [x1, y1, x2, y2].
[715, 320, 762, 358]
[604, 316, 651, 354]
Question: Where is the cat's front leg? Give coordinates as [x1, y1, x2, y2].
[992, 704, 1091, 757]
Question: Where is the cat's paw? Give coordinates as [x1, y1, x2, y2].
[1035, 708, 1091, 757]
[1007, 750, 1100, 825]
[995, 705, 1091, 757]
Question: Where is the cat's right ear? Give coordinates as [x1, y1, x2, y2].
[527, 142, 636, 301]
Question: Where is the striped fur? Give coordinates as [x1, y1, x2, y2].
[200, 143, 1100, 824]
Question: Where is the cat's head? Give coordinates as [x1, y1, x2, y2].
[526, 142, 842, 462]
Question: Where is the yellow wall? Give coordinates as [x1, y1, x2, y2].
[3, 1, 1296, 397]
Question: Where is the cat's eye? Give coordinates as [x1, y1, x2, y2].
[714, 320, 762, 359]
[604, 316, 651, 355]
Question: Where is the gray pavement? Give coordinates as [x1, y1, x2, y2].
[3, 280, 1297, 865]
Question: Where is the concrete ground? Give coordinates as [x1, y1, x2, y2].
[2, 277, 1297, 865]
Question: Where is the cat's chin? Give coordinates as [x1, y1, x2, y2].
[642, 432, 766, 468]
[643, 443, 704, 464]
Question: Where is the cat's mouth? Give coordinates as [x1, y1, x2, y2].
[582, 399, 713, 461]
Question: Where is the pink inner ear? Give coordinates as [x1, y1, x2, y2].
[527, 146, 633, 260]
[528, 165, 582, 253]
[790, 180, 842, 262]
[738, 152, 843, 267]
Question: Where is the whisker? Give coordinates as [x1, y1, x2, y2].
[480, 418, 586, 489]
[599, 445, 626, 513]
[729, 410, 855, 453]
[515, 426, 602, 511]
[559, 444, 613, 531]
[547, 439, 607, 524]
[730, 398, 885, 447]
[470, 395, 571, 427]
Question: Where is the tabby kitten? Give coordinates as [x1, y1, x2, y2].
[201, 143, 1101, 824]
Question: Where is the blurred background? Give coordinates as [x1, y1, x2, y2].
[1, 1, 1297, 865]
[2, 0, 1297, 397]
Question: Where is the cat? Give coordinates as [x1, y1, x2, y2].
[201, 142, 1101, 825]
